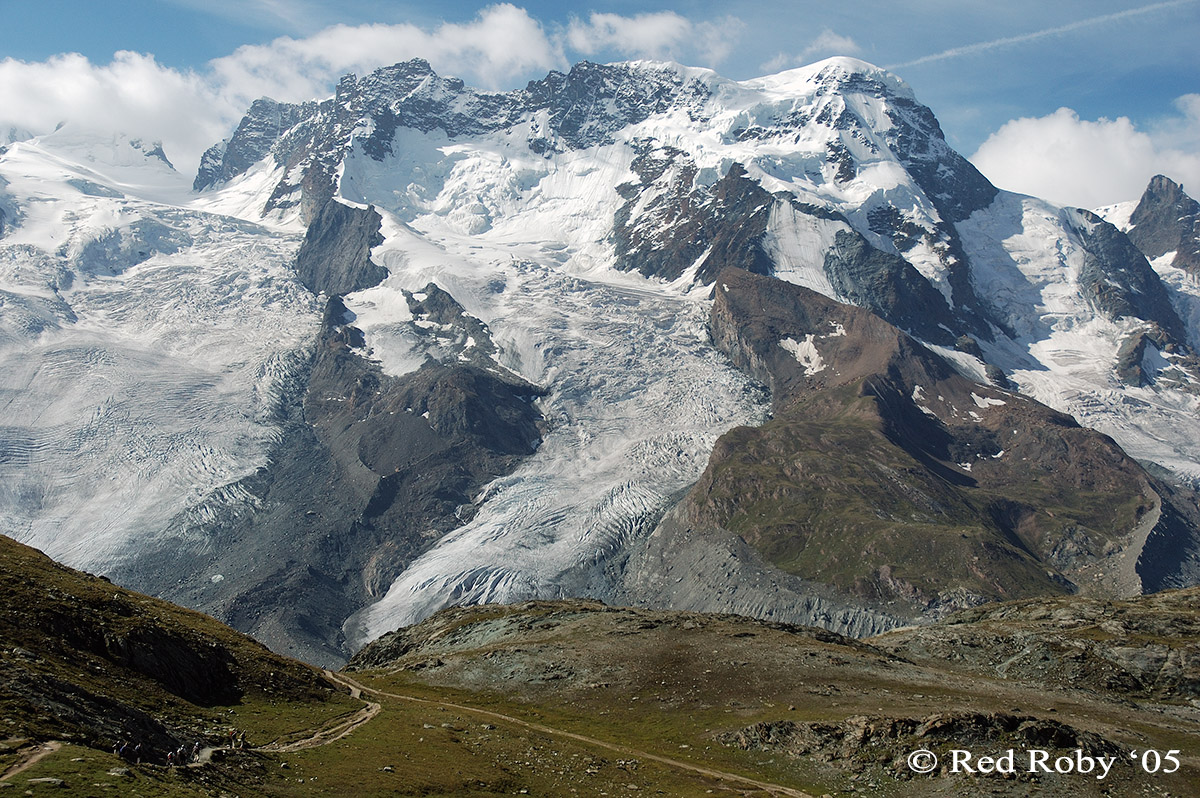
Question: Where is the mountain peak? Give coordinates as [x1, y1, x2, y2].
[1128, 172, 1200, 274]
[744, 56, 913, 101]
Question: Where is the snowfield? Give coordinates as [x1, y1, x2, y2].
[0, 132, 317, 571]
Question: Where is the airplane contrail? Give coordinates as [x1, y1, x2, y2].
[887, 0, 1197, 69]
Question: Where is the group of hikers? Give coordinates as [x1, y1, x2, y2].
[164, 742, 203, 767]
[112, 730, 248, 767]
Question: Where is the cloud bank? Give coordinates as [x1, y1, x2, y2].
[970, 96, 1200, 208]
[566, 11, 742, 64]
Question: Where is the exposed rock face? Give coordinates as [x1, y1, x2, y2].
[193, 97, 318, 191]
[1068, 208, 1187, 343]
[822, 228, 958, 344]
[293, 198, 386, 296]
[668, 267, 1200, 618]
[616, 503, 910, 637]
[1127, 174, 1200, 274]
[612, 154, 778, 282]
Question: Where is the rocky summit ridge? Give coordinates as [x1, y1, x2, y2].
[2, 56, 1200, 665]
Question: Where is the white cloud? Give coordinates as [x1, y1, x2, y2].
[801, 29, 862, 62]
[210, 3, 562, 102]
[0, 5, 757, 179]
[758, 28, 861, 74]
[970, 98, 1200, 207]
[566, 11, 743, 65]
[0, 51, 229, 173]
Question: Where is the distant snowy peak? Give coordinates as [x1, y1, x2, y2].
[193, 57, 990, 232]
[190, 57, 1016, 344]
[194, 58, 717, 222]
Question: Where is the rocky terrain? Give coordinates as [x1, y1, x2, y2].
[0, 533, 349, 786]
[875, 588, 1200, 700]
[1126, 175, 1200, 276]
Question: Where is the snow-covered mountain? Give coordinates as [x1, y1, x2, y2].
[2, 57, 1199, 664]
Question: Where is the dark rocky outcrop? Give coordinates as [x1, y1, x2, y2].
[1127, 174, 1200, 274]
[193, 97, 317, 191]
[293, 198, 386, 296]
[611, 155, 780, 283]
[822, 228, 958, 345]
[1111, 327, 1197, 389]
[0, 534, 331, 757]
[1069, 208, 1187, 344]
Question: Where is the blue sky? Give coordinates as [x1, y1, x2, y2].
[2, 1, 1198, 205]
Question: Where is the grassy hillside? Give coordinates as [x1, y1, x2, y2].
[4, 536, 1198, 796]
[692, 267, 1197, 613]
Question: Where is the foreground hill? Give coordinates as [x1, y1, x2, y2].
[3, 539, 1197, 796]
[350, 596, 1200, 796]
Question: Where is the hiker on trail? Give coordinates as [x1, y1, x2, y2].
[238, 731, 247, 750]
[167, 750, 175, 767]
[133, 743, 142, 764]
[192, 741, 200, 761]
